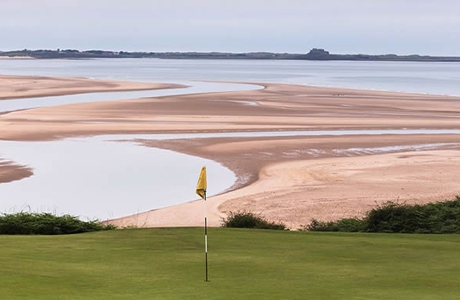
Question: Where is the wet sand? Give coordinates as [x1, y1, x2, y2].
[0, 74, 183, 100]
[1, 75, 460, 229]
[0, 158, 32, 184]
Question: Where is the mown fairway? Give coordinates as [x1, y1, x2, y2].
[1, 228, 459, 300]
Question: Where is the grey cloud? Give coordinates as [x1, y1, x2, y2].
[0, 0, 459, 55]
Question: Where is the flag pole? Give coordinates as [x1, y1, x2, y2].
[195, 166, 208, 282]
[204, 190, 209, 282]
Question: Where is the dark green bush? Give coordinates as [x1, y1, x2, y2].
[221, 211, 287, 230]
[305, 196, 460, 234]
[366, 202, 419, 233]
[0, 212, 116, 235]
[366, 197, 460, 233]
[305, 218, 365, 232]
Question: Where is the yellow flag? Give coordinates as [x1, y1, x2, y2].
[196, 166, 207, 200]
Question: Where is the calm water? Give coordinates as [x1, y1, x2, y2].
[1, 59, 460, 220]
[0, 138, 236, 220]
[0, 81, 262, 112]
[1, 58, 460, 95]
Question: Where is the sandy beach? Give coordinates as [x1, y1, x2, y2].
[1, 75, 460, 229]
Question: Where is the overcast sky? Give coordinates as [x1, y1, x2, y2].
[1, 0, 459, 55]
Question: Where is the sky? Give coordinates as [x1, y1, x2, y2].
[1, 0, 460, 55]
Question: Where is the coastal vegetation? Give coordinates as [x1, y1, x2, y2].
[0, 212, 116, 235]
[221, 211, 287, 230]
[1, 228, 459, 299]
[221, 198, 460, 233]
[305, 197, 460, 233]
[2, 48, 460, 62]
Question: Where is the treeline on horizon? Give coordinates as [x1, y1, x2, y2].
[1, 48, 460, 62]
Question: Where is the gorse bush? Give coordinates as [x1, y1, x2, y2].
[366, 197, 460, 233]
[0, 212, 116, 235]
[221, 211, 287, 230]
[305, 196, 460, 233]
[306, 218, 365, 232]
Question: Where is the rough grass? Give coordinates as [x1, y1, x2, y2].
[1, 228, 460, 299]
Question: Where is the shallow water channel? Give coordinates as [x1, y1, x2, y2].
[0, 81, 259, 220]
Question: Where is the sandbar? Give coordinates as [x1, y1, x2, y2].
[0, 74, 183, 100]
[1, 75, 460, 229]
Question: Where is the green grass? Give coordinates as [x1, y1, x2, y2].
[1, 228, 460, 299]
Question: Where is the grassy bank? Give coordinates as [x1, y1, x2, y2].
[1, 228, 459, 299]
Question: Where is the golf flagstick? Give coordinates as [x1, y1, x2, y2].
[195, 166, 208, 282]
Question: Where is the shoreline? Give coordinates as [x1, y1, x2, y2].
[107, 149, 460, 229]
[113, 134, 460, 229]
[0, 56, 34, 60]
[1, 75, 460, 228]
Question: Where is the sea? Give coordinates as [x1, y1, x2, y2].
[1, 58, 460, 96]
[0, 59, 459, 220]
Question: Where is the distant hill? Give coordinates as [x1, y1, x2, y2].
[1, 48, 460, 62]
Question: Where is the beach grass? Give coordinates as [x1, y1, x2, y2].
[1, 228, 459, 300]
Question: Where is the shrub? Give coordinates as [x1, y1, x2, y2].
[304, 218, 365, 232]
[0, 212, 116, 235]
[305, 196, 460, 234]
[366, 201, 419, 233]
[365, 197, 460, 233]
[221, 211, 287, 230]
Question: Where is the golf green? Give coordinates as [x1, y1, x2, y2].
[1, 228, 459, 299]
